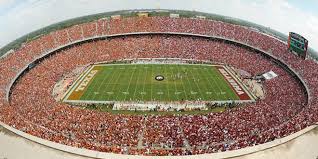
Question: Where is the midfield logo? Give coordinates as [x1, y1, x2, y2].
[155, 75, 165, 81]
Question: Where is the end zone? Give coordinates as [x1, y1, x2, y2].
[216, 66, 256, 101]
[62, 65, 99, 101]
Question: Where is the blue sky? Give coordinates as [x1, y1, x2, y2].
[0, 0, 317, 51]
[288, 0, 318, 15]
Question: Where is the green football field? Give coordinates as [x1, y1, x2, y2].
[65, 64, 242, 102]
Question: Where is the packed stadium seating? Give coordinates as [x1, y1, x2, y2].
[0, 16, 318, 156]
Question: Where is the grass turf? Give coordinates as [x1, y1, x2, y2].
[67, 64, 240, 102]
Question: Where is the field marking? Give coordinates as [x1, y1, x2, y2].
[202, 66, 221, 99]
[102, 66, 122, 100]
[91, 67, 114, 100]
[62, 65, 93, 101]
[212, 67, 232, 99]
[124, 65, 137, 101]
[176, 65, 189, 100]
[212, 66, 240, 99]
[87, 67, 114, 100]
[92, 64, 230, 97]
[212, 67, 234, 100]
[87, 67, 112, 100]
[201, 66, 219, 99]
[190, 91, 198, 94]
[198, 65, 218, 100]
[112, 65, 127, 101]
[82, 75, 99, 100]
[195, 65, 213, 100]
[64, 63, 253, 103]
[181, 65, 195, 100]
[203, 66, 220, 99]
[223, 66, 255, 100]
[155, 65, 164, 101]
[173, 65, 187, 100]
[150, 65, 153, 100]
[207, 68, 224, 99]
[171, 65, 180, 100]
[142, 65, 148, 101]
[213, 67, 232, 99]
[164, 63, 170, 100]
[132, 65, 142, 100]
[188, 66, 205, 100]
[64, 65, 97, 101]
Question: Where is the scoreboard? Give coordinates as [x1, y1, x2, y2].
[288, 32, 308, 59]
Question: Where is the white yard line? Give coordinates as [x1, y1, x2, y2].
[194, 65, 212, 99]
[142, 66, 148, 101]
[124, 66, 137, 101]
[176, 65, 189, 100]
[155, 66, 163, 101]
[150, 65, 153, 100]
[188, 66, 205, 100]
[213, 67, 232, 100]
[90, 67, 113, 100]
[100, 66, 120, 100]
[164, 64, 170, 100]
[171, 66, 180, 101]
[132, 65, 141, 100]
[181, 66, 195, 98]
[112, 66, 127, 101]
[200, 66, 217, 97]
[203, 66, 224, 99]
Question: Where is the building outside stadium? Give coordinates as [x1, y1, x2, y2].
[0, 9, 318, 158]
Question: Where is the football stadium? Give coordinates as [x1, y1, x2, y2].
[0, 9, 318, 158]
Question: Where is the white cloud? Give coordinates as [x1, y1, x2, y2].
[0, 0, 15, 6]
[0, 0, 317, 53]
[0, 0, 17, 13]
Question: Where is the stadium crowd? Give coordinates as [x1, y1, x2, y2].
[0, 16, 318, 155]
